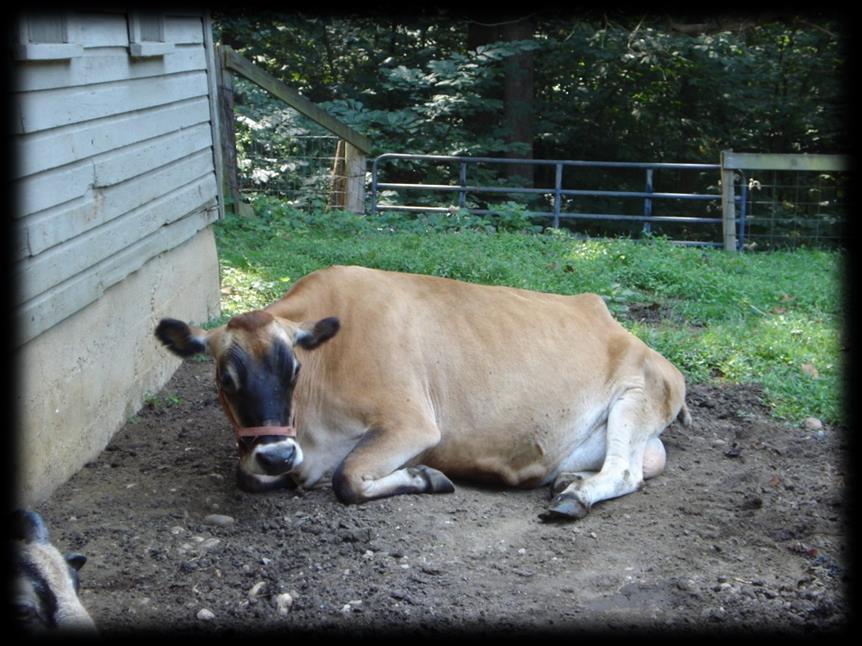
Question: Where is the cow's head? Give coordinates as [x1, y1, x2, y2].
[155, 310, 339, 492]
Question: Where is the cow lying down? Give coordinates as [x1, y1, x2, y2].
[156, 265, 690, 520]
[11, 510, 96, 632]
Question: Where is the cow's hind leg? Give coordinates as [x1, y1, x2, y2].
[549, 437, 665, 497]
[543, 387, 665, 521]
[550, 470, 595, 496]
[332, 412, 454, 504]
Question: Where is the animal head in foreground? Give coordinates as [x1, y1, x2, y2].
[10, 509, 96, 633]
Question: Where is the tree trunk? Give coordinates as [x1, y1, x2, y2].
[467, 16, 535, 185]
[466, 19, 502, 141]
[502, 16, 535, 186]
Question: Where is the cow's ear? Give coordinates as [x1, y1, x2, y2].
[155, 318, 209, 357]
[294, 317, 340, 350]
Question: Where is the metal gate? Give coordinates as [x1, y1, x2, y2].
[370, 153, 747, 248]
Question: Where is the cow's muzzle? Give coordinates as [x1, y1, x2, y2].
[217, 382, 302, 491]
[236, 436, 304, 494]
[254, 439, 298, 475]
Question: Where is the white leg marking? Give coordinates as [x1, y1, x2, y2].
[358, 468, 427, 500]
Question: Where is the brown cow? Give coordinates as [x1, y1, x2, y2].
[156, 265, 690, 519]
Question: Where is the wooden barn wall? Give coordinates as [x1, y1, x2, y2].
[11, 11, 222, 346]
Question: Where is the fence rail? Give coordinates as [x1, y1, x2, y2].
[371, 153, 745, 248]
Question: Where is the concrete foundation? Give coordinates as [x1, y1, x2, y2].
[15, 227, 221, 506]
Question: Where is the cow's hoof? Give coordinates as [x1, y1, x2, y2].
[236, 467, 296, 493]
[550, 472, 586, 497]
[416, 465, 456, 494]
[541, 492, 590, 521]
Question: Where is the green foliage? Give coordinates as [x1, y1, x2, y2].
[493, 201, 544, 233]
[533, 20, 845, 161]
[143, 391, 183, 409]
[215, 13, 845, 162]
[213, 197, 844, 426]
[215, 13, 845, 247]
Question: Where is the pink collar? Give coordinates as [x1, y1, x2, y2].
[217, 382, 297, 440]
[234, 424, 296, 438]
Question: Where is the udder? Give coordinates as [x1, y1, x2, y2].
[642, 436, 666, 479]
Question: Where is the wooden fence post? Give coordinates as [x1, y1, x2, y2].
[328, 140, 346, 210]
[720, 150, 738, 252]
[344, 142, 366, 214]
[215, 45, 252, 216]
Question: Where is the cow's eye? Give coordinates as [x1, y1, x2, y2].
[220, 371, 237, 393]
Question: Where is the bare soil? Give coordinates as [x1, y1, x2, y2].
[35, 357, 850, 636]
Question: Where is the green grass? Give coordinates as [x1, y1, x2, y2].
[212, 196, 845, 426]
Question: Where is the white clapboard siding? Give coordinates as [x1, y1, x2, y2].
[15, 205, 219, 346]
[19, 150, 215, 257]
[93, 122, 213, 187]
[14, 96, 211, 178]
[17, 173, 217, 302]
[15, 46, 207, 94]
[164, 16, 205, 44]
[17, 161, 95, 216]
[13, 10, 222, 346]
[15, 71, 209, 134]
[15, 196, 99, 260]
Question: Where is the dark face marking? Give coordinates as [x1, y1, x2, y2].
[218, 338, 300, 441]
[14, 556, 60, 629]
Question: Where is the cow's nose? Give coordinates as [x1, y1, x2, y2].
[255, 442, 296, 475]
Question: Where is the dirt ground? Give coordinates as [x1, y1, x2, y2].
[35, 356, 850, 636]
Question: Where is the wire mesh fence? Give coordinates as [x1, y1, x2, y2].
[741, 169, 847, 249]
[233, 76, 341, 209]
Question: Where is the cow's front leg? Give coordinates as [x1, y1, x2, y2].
[331, 415, 454, 504]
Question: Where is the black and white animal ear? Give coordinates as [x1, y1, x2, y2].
[155, 318, 209, 357]
[294, 317, 340, 350]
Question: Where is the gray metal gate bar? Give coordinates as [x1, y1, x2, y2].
[370, 153, 744, 248]
[643, 168, 654, 235]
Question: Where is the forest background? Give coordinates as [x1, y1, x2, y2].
[212, 11, 847, 176]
